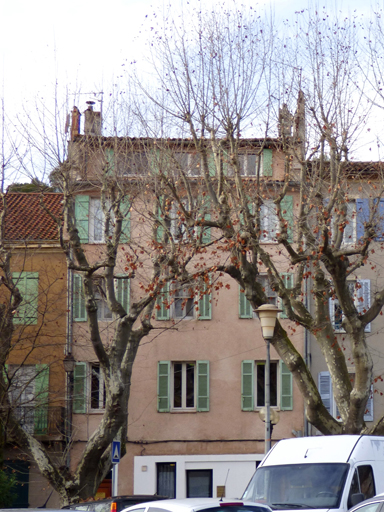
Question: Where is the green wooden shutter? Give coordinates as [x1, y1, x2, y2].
[197, 360, 209, 411]
[106, 148, 115, 175]
[73, 362, 87, 414]
[150, 148, 160, 175]
[281, 195, 293, 242]
[241, 360, 255, 411]
[201, 196, 211, 244]
[120, 197, 131, 243]
[156, 196, 166, 243]
[222, 149, 230, 175]
[279, 273, 293, 319]
[73, 274, 87, 322]
[13, 272, 39, 325]
[156, 283, 170, 320]
[280, 360, 293, 410]
[75, 195, 90, 243]
[34, 364, 49, 434]
[198, 276, 212, 320]
[239, 287, 253, 318]
[207, 154, 216, 177]
[157, 361, 170, 412]
[115, 276, 130, 312]
[262, 148, 273, 177]
[25, 272, 39, 325]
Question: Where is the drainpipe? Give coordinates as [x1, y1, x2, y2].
[304, 267, 311, 437]
[65, 264, 74, 467]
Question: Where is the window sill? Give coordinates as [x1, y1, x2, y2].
[170, 408, 197, 413]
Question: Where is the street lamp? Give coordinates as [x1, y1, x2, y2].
[63, 353, 75, 459]
[255, 304, 281, 454]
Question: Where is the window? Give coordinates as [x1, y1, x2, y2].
[173, 362, 195, 409]
[156, 279, 212, 321]
[256, 275, 278, 306]
[260, 200, 278, 242]
[89, 198, 104, 243]
[238, 149, 273, 177]
[75, 195, 130, 244]
[174, 284, 195, 319]
[356, 197, 384, 242]
[12, 272, 39, 325]
[170, 200, 191, 241]
[94, 278, 112, 321]
[329, 279, 371, 333]
[338, 201, 356, 244]
[157, 463, 176, 498]
[8, 364, 49, 434]
[157, 361, 209, 412]
[241, 360, 292, 411]
[187, 469, 213, 498]
[259, 196, 293, 243]
[318, 371, 373, 422]
[73, 362, 106, 413]
[348, 466, 376, 507]
[173, 152, 200, 177]
[256, 362, 278, 407]
[239, 274, 293, 319]
[90, 364, 106, 410]
[73, 274, 130, 322]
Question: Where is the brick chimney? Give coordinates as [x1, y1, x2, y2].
[84, 101, 102, 136]
[70, 106, 81, 141]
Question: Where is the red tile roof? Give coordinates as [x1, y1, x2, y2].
[2, 193, 63, 241]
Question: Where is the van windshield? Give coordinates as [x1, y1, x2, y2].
[242, 463, 349, 510]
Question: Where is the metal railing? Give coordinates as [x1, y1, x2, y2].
[13, 406, 65, 436]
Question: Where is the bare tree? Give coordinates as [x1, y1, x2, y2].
[129, 4, 384, 436]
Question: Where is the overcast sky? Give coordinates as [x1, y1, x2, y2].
[1, 0, 377, 105]
[0, 0, 381, 171]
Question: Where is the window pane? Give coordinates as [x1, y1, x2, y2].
[358, 465, 376, 499]
[256, 362, 278, 407]
[257, 364, 265, 407]
[175, 298, 184, 318]
[271, 362, 277, 407]
[91, 365, 101, 409]
[173, 363, 182, 408]
[186, 363, 195, 408]
[187, 469, 212, 498]
[157, 463, 176, 498]
[93, 199, 104, 242]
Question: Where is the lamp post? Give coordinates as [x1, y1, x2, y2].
[255, 304, 281, 454]
[63, 353, 75, 462]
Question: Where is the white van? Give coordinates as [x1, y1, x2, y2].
[242, 435, 384, 512]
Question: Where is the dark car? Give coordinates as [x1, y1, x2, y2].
[63, 495, 167, 512]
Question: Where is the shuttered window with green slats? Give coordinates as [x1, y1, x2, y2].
[241, 360, 293, 411]
[73, 274, 87, 322]
[156, 283, 170, 321]
[157, 361, 210, 412]
[198, 276, 212, 320]
[262, 148, 273, 176]
[12, 272, 39, 325]
[239, 287, 253, 319]
[73, 362, 87, 413]
[75, 195, 90, 243]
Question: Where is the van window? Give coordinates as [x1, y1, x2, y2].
[242, 463, 349, 510]
[348, 465, 375, 507]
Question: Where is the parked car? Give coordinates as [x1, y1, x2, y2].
[63, 495, 167, 512]
[349, 494, 384, 512]
[120, 498, 273, 512]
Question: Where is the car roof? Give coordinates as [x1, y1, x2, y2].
[122, 498, 272, 512]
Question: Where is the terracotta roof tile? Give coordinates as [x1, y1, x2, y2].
[3, 193, 63, 241]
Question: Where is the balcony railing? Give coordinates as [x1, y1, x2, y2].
[13, 406, 65, 437]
